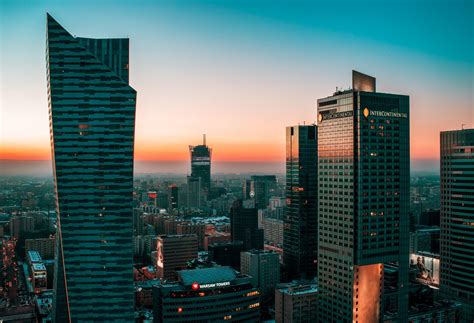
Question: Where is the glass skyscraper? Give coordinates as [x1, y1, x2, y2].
[46, 14, 136, 321]
[284, 125, 318, 280]
[440, 128, 474, 322]
[316, 71, 409, 322]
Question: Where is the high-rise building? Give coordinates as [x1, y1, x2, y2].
[240, 250, 280, 301]
[189, 134, 212, 196]
[275, 281, 318, 323]
[152, 266, 260, 322]
[46, 14, 136, 321]
[156, 234, 198, 281]
[317, 71, 410, 322]
[246, 175, 278, 209]
[284, 125, 318, 280]
[230, 200, 264, 251]
[440, 128, 474, 321]
[176, 222, 206, 250]
[186, 176, 202, 208]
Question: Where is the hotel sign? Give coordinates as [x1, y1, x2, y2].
[318, 110, 353, 122]
[363, 107, 407, 119]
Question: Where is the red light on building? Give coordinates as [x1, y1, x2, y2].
[192, 282, 200, 290]
[148, 192, 157, 199]
[177, 307, 183, 313]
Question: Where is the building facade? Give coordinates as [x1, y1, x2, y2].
[284, 125, 318, 279]
[156, 235, 198, 281]
[230, 200, 264, 251]
[153, 266, 260, 322]
[47, 14, 136, 321]
[440, 128, 474, 322]
[275, 281, 318, 323]
[240, 250, 280, 300]
[317, 71, 410, 322]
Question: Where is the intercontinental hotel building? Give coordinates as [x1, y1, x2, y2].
[317, 71, 410, 322]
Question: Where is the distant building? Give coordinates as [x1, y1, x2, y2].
[440, 128, 474, 321]
[262, 217, 283, 246]
[186, 176, 203, 208]
[246, 175, 278, 209]
[230, 199, 264, 250]
[409, 227, 440, 254]
[25, 237, 55, 260]
[169, 185, 179, 210]
[156, 235, 198, 281]
[284, 125, 318, 280]
[275, 281, 318, 323]
[208, 241, 244, 270]
[153, 266, 260, 322]
[189, 135, 212, 197]
[9, 215, 35, 239]
[240, 250, 280, 301]
[176, 222, 206, 250]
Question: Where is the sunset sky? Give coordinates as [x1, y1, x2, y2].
[1, 0, 473, 172]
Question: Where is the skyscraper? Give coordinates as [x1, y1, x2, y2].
[189, 135, 212, 196]
[317, 71, 409, 322]
[230, 200, 264, 251]
[283, 125, 318, 280]
[440, 128, 474, 322]
[46, 14, 136, 321]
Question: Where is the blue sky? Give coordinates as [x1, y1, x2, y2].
[1, 0, 473, 172]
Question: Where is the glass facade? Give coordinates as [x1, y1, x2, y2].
[46, 14, 135, 321]
[440, 129, 474, 322]
[284, 125, 318, 279]
[317, 72, 409, 322]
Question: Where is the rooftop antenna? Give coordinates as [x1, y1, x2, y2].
[203, 134, 206, 146]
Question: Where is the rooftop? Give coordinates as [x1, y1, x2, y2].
[178, 266, 236, 287]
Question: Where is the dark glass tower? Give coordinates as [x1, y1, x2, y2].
[46, 14, 135, 321]
[230, 200, 264, 251]
[440, 128, 474, 322]
[189, 135, 212, 196]
[283, 125, 318, 280]
[317, 71, 409, 322]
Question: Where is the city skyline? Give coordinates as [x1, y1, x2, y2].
[1, 1, 473, 173]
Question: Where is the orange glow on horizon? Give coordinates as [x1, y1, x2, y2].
[1, 141, 285, 162]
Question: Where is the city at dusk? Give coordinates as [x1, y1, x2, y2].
[0, 0, 473, 322]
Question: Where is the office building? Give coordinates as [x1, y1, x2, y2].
[284, 125, 318, 279]
[47, 14, 136, 321]
[230, 199, 264, 251]
[275, 281, 318, 323]
[440, 128, 474, 321]
[240, 250, 280, 301]
[153, 266, 260, 322]
[317, 71, 410, 322]
[156, 234, 198, 281]
[189, 135, 212, 196]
